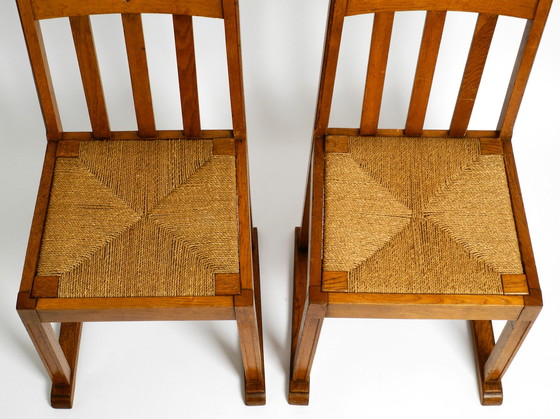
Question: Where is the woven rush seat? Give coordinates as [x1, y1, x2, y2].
[322, 136, 524, 295]
[36, 139, 239, 298]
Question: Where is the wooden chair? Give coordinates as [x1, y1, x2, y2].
[289, 0, 552, 406]
[15, 0, 265, 408]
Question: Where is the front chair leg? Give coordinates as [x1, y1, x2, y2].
[18, 293, 82, 408]
[289, 226, 327, 405]
[289, 300, 325, 405]
[471, 315, 537, 405]
[51, 322, 83, 408]
[235, 228, 266, 405]
[235, 289, 266, 405]
[235, 228, 265, 405]
[471, 320, 503, 405]
[289, 280, 327, 405]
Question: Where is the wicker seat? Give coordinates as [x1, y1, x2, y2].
[290, 0, 552, 407]
[16, 0, 265, 408]
[323, 136, 524, 295]
[37, 139, 239, 298]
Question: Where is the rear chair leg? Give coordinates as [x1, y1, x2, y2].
[289, 228, 326, 405]
[234, 228, 266, 405]
[18, 293, 82, 409]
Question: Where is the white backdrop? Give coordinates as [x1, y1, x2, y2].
[1, 1, 559, 418]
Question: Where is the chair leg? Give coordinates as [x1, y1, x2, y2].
[51, 322, 83, 408]
[289, 228, 327, 405]
[471, 320, 503, 405]
[234, 228, 265, 406]
[471, 317, 536, 405]
[18, 297, 82, 408]
[235, 292, 266, 405]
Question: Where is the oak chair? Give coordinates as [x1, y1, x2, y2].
[15, 0, 265, 408]
[290, 0, 552, 406]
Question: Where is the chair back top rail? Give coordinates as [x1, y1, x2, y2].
[314, 0, 552, 139]
[30, 0, 223, 20]
[346, 0, 539, 20]
[16, 0, 245, 141]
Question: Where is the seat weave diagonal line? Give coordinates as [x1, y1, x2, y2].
[36, 139, 240, 298]
[323, 137, 523, 295]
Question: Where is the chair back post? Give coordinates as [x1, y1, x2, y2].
[16, 0, 62, 140]
[314, 0, 348, 137]
[223, 0, 247, 139]
[315, 0, 552, 139]
[498, 0, 552, 139]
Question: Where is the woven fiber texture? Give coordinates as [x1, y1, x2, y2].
[37, 139, 239, 298]
[324, 137, 523, 294]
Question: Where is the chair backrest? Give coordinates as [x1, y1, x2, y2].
[315, 0, 553, 139]
[16, 0, 245, 140]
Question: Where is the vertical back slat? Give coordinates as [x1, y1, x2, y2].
[498, 0, 552, 139]
[359, 12, 394, 136]
[405, 11, 446, 136]
[121, 13, 156, 138]
[16, 0, 62, 140]
[314, 0, 349, 137]
[69, 15, 111, 139]
[449, 14, 498, 137]
[223, 0, 246, 138]
[173, 14, 201, 137]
